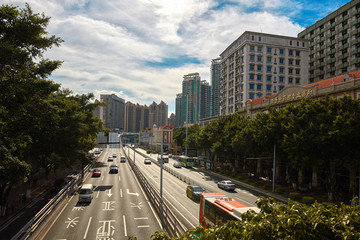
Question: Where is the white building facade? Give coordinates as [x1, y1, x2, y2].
[219, 31, 310, 116]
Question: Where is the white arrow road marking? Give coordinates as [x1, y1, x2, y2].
[127, 189, 139, 196]
[107, 189, 112, 197]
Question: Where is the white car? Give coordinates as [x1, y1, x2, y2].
[144, 158, 151, 164]
[217, 180, 236, 191]
[108, 156, 113, 162]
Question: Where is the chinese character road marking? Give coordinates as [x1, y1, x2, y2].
[65, 217, 79, 228]
[96, 220, 115, 239]
[130, 202, 143, 209]
[103, 201, 115, 211]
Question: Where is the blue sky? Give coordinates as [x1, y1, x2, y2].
[3, 0, 352, 115]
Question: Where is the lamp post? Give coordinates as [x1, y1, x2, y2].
[185, 93, 189, 156]
[160, 137, 164, 202]
[272, 143, 276, 192]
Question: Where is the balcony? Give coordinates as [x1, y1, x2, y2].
[338, 25, 349, 32]
[338, 43, 349, 50]
[328, 66, 336, 72]
[351, 58, 360, 64]
[352, 38, 360, 45]
[327, 58, 336, 64]
[352, 48, 360, 55]
[338, 34, 349, 41]
[338, 53, 349, 59]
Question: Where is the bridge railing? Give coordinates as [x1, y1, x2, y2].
[124, 148, 186, 237]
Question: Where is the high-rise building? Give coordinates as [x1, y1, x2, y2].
[125, 101, 167, 132]
[181, 73, 201, 125]
[200, 80, 211, 119]
[210, 58, 221, 117]
[149, 101, 168, 127]
[168, 113, 175, 127]
[220, 31, 309, 116]
[298, 0, 360, 83]
[175, 93, 182, 128]
[100, 94, 125, 131]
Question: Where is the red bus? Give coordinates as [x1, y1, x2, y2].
[199, 193, 260, 228]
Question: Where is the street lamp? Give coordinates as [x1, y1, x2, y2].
[185, 93, 189, 156]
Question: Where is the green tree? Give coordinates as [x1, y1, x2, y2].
[0, 3, 63, 206]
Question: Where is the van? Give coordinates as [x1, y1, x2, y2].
[78, 184, 94, 203]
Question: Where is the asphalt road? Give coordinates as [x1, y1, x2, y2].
[38, 147, 162, 240]
[130, 148, 260, 231]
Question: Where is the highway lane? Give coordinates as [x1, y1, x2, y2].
[40, 147, 162, 240]
[130, 148, 260, 229]
[129, 148, 199, 230]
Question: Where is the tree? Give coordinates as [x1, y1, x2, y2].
[150, 197, 360, 240]
[0, 3, 62, 207]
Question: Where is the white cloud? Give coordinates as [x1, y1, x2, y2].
[3, 0, 313, 115]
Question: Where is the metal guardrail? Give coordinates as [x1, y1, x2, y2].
[11, 164, 90, 240]
[124, 149, 186, 237]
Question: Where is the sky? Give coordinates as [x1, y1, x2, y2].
[3, 0, 351, 115]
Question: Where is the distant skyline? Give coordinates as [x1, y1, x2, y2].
[4, 0, 351, 115]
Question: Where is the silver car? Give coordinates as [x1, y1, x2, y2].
[217, 180, 236, 191]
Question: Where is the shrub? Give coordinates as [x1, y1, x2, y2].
[302, 196, 315, 204]
[289, 192, 300, 200]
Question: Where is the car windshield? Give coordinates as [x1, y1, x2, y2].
[193, 186, 203, 192]
[94, 169, 100, 172]
[79, 189, 91, 194]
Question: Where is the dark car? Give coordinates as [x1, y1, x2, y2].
[120, 156, 126, 163]
[186, 185, 204, 201]
[109, 164, 118, 173]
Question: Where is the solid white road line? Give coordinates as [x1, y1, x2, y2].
[123, 215, 127, 236]
[83, 217, 92, 239]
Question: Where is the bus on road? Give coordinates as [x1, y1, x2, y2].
[199, 193, 260, 228]
[177, 156, 195, 168]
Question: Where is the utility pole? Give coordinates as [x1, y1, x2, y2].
[272, 143, 276, 192]
[160, 136, 164, 202]
[185, 93, 189, 156]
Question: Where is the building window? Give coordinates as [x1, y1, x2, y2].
[257, 65, 262, 71]
[289, 68, 293, 74]
[249, 83, 254, 90]
[288, 77, 293, 84]
[257, 75, 262, 81]
[296, 51, 300, 56]
[250, 55, 255, 61]
[290, 40, 292, 45]
[267, 75, 272, 81]
[250, 45, 255, 51]
[257, 84, 262, 90]
[267, 47, 272, 53]
[280, 58, 284, 64]
[295, 78, 300, 84]
[296, 69, 300, 74]
[289, 59, 293, 65]
[279, 76, 284, 82]
[274, 86, 277, 91]
[267, 57, 272, 62]
[280, 49, 284, 55]
[258, 46, 262, 52]
[266, 85, 272, 91]
[297, 42, 299, 46]
[250, 64, 255, 70]
[296, 59, 300, 65]
[257, 56, 262, 62]
[289, 50, 293, 55]
[258, 36, 262, 41]
[279, 85, 284, 91]
[249, 93, 255, 99]
[267, 66, 272, 72]
[279, 67, 284, 73]
[252, 35, 255, 41]
[249, 74, 255, 80]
